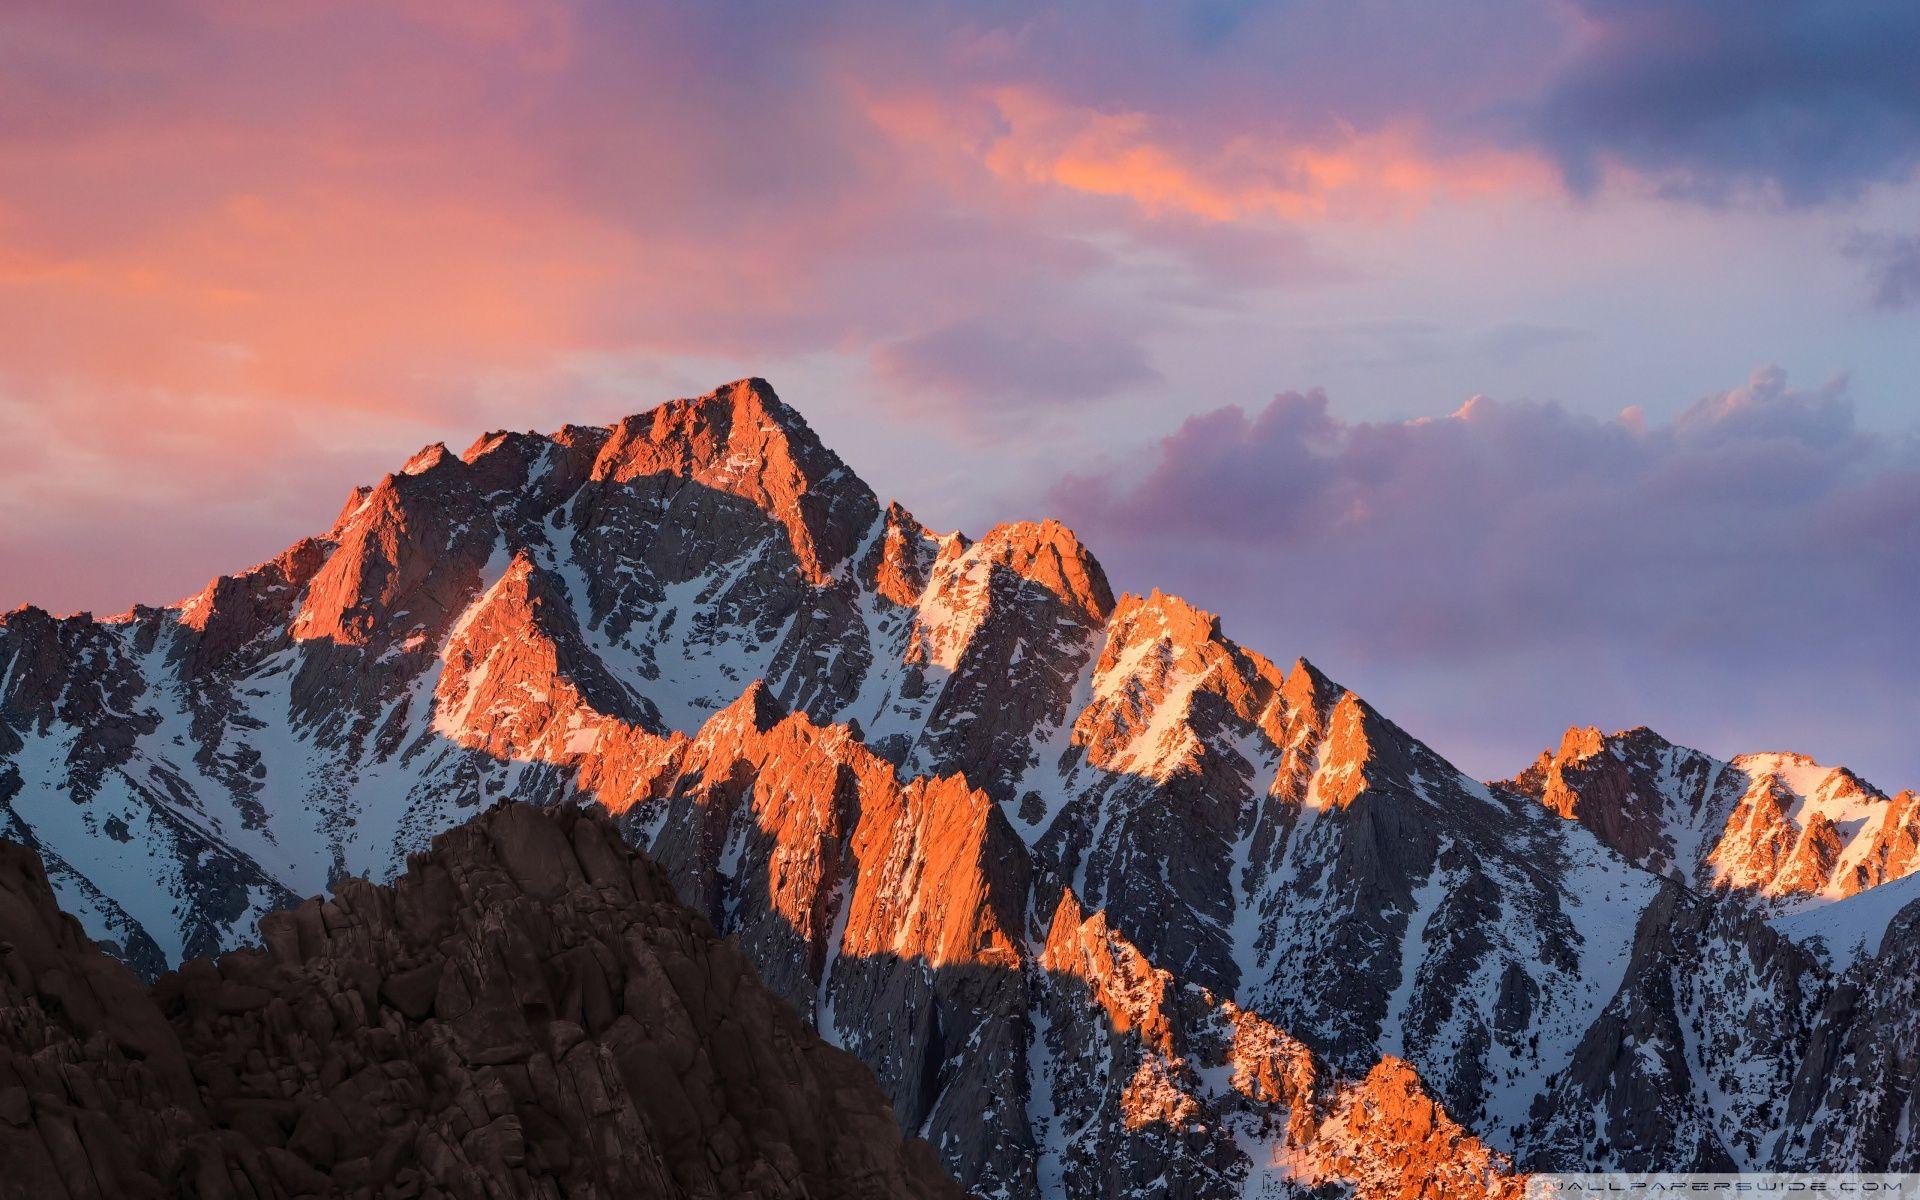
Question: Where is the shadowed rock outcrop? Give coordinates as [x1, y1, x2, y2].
[0, 802, 964, 1200]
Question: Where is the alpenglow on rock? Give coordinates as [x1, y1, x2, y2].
[3, 377, 1917, 1196]
[1508, 725, 1920, 902]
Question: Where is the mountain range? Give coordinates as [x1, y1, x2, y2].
[4, 378, 1918, 1196]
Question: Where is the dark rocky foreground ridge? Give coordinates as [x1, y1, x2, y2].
[0, 801, 964, 1199]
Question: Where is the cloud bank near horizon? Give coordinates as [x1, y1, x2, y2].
[1051, 366, 1920, 787]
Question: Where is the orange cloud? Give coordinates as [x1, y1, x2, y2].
[970, 88, 1552, 224]
[0, 187, 616, 412]
[0, 0, 1707, 621]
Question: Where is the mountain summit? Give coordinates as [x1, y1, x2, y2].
[4, 379, 1918, 1195]
[1509, 725, 1919, 900]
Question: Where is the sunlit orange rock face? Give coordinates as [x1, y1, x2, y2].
[1308, 1059, 1525, 1200]
[867, 500, 940, 608]
[433, 551, 647, 760]
[7, 377, 1919, 1197]
[1071, 589, 1278, 781]
[1512, 726, 1920, 902]
[591, 377, 878, 586]
[290, 457, 499, 648]
[406, 523, 1527, 1195]
[1036, 886, 1522, 1197]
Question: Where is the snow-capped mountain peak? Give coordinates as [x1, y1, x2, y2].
[5, 378, 1917, 1196]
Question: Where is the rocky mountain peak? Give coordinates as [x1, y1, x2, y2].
[1711, 751, 1906, 899]
[290, 450, 503, 649]
[706, 677, 790, 737]
[171, 537, 331, 676]
[1508, 726, 1918, 902]
[1734, 751, 1883, 804]
[400, 440, 454, 475]
[1557, 723, 1611, 761]
[1517, 724, 1680, 785]
[1110, 588, 1220, 643]
[457, 428, 516, 462]
[1070, 588, 1280, 783]
[901, 520, 1112, 693]
[971, 518, 1115, 625]
[590, 377, 878, 583]
[1281, 655, 1338, 716]
[1306, 691, 1381, 809]
[863, 500, 942, 605]
[1508, 724, 1700, 874]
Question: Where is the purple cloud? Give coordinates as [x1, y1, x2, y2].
[1846, 232, 1920, 310]
[1050, 368, 1920, 786]
[1534, 0, 1920, 201]
[873, 317, 1158, 412]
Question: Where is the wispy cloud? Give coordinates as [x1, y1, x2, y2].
[873, 316, 1158, 412]
[1845, 231, 1920, 310]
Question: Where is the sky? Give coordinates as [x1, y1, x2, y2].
[1, 0, 1916, 786]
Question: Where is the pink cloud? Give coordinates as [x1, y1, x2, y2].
[972, 88, 1553, 224]
[0, 1, 1564, 430]
[0, 3, 1146, 612]
[1, 0, 1407, 617]
[2, 0, 1913, 659]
